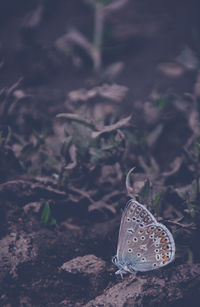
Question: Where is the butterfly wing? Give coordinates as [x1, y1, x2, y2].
[116, 200, 157, 265]
[121, 222, 175, 272]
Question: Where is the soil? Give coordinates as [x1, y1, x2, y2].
[1, 0, 200, 306]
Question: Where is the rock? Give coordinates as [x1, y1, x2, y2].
[60, 254, 108, 298]
[85, 264, 200, 307]
[61, 254, 106, 276]
[0, 232, 37, 281]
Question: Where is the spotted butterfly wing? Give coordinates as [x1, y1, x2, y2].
[116, 200, 157, 264]
[113, 200, 175, 275]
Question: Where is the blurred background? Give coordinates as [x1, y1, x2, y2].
[1, 0, 200, 306]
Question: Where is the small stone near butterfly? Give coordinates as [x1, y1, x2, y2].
[60, 255, 108, 298]
[60, 254, 106, 276]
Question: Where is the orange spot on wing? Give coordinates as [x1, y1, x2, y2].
[139, 229, 145, 233]
[161, 238, 165, 243]
[147, 228, 151, 233]
[162, 254, 169, 260]
[163, 245, 169, 250]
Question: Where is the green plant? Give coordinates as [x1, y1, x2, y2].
[56, 0, 129, 73]
[41, 203, 57, 227]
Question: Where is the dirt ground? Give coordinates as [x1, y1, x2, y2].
[1, 0, 200, 306]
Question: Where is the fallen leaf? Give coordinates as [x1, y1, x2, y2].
[92, 115, 131, 138]
[56, 113, 95, 130]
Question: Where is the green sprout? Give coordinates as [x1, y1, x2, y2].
[41, 203, 57, 227]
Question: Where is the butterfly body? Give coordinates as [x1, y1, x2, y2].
[113, 200, 175, 276]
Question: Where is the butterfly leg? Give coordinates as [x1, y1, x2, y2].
[115, 269, 127, 279]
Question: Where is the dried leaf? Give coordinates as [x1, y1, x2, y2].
[176, 46, 199, 70]
[56, 113, 95, 130]
[92, 115, 131, 138]
[162, 157, 183, 177]
[23, 5, 43, 28]
[68, 83, 128, 102]
[98, 84, 128, 102]
[64, 144, 77, 170]
[157, 62, 184, 77]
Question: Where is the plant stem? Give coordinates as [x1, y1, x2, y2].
[93, 2, 104, 71]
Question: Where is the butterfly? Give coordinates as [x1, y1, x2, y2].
[112, 199, 175, 277]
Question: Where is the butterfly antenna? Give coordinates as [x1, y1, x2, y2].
[126, 167, 136, 199]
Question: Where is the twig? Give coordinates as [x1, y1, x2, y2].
[69, 186, 94, 203]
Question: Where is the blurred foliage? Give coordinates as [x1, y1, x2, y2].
[1, 60, 200, 265]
